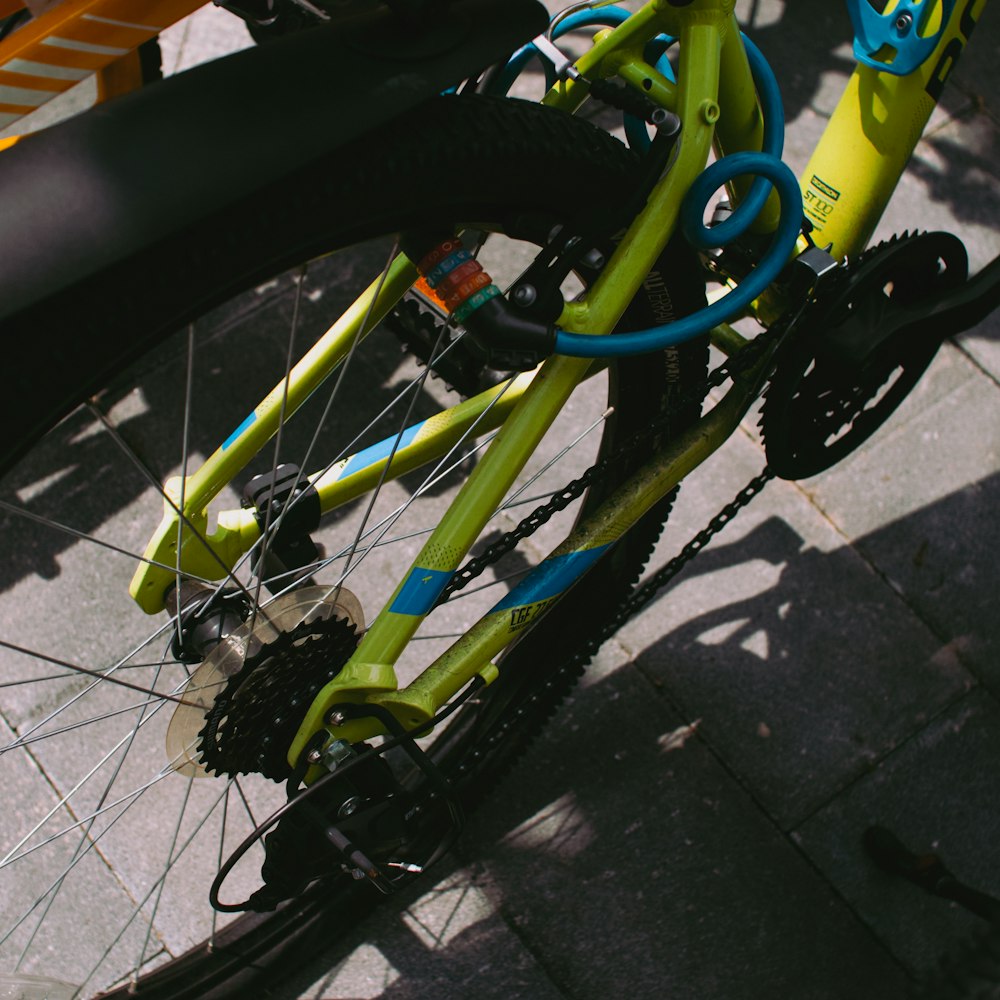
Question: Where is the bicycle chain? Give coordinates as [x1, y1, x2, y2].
[454, 465, 775, 781]
[438, 315, 802, 782]
[437, 326, 779, 606]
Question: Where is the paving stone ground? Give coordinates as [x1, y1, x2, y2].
[2, 1, 998, 998]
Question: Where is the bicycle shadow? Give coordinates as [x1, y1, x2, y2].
[269, 468, 1000, 999]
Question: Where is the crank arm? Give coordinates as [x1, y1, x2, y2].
[821, 241, 1000, 368]
[913, 251, 1000, 340]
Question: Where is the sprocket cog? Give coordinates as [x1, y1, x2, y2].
[761, 231, 968, 480]
[196, 612, 359, 781]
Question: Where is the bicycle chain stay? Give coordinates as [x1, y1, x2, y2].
[450, 465, 776, 788]
[436, 320, 783, 606]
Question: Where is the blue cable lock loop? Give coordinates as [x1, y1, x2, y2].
[845, 0, 957, 76]
[554, 33, 804, 359]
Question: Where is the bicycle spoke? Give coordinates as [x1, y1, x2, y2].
[0, 638, 194, 709]
[208, 788, 230, 948]
[499, 406, 611, 511]
[13, 658, 171, 972]
[85, 403, 263, 615]
[0, 499, 214, 582]
[0, 659, 186, 688]
[443, 569, 532, 602]
[1, 769, 174, 871]
[1, 697, 172, 752]
[78, 776, 234, 994]
[0, 762, 178, 953]
[0, 735, 199, 963]
[258, 427, 502, 609]
[173, 325, 197, 653]
[133, 771, 194, 986]
[0, 710, 178, 868]
[237, 247, 409, 581]
[244, 265, 309, 641]
[327, 373, 518, 598]
[232, 778, 259, 834]
[224, 327, 472, 599]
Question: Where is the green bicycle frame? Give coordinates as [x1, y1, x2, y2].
[801, 0, 986, 257]
[125, 0, 983, 767]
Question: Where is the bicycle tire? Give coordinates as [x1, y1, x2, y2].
[0, 93, 707, 998]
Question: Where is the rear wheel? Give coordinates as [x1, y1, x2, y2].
[0, 94, 706, 997]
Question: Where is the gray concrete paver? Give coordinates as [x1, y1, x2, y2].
[876, 107, 1000, 273]
[461, 664, 908, 1000]
[618, 427, 974, 831]
[948, 2, 1000, 119]
[0, 718, 154, 996]
[803, 368, 1000, 688]
[158, 5, 252, 75]
[276, 865, 569, 1000]
[795, 687, 1000, 978]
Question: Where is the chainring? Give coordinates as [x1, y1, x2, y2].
[761, 231, 969, 479]
[197, 612, 359, 781]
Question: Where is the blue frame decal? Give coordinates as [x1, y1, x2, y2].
[339, 420, 425, 480]
[492, 544, 611, 613]
[222, 411, 257, 450]
[390, 566, 452, 616]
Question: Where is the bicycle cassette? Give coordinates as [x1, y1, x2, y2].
[761, 231, 968, 480]
[166, 586, 364, 781]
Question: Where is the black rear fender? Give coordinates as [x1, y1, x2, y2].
[0, 0, 548, 321]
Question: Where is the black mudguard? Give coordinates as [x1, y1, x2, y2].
[0, 0, 548, 321]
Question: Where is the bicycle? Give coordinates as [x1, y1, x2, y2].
[0, 0, 997, 996]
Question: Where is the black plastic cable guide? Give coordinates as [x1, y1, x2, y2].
[242, 463, 322, 585]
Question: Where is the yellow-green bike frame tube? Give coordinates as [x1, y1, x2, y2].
[800, 0, 987, 258]
[714, 15, 781, 234]
[129, 255, 418, 614]
[288, 351, 595, 758]
[292, 0, 767, 754]
[130, 369, 543, 609]
[552, 0, 733, 337]
[371, 351, 770, 731]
